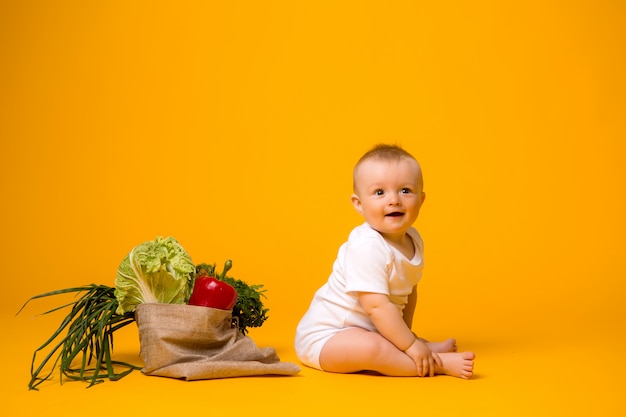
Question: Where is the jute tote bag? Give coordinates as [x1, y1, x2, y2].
[135, 303, 300, 380]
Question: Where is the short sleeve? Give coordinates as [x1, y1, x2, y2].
[342, 236, 391, 296]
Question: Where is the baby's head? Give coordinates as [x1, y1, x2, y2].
[353, 144, 423, 194]
[351, 144, 426, 236]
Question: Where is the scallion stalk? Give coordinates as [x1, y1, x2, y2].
[17, 284, 141, 390]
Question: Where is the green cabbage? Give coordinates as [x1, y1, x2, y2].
[114, 236, 196, 314]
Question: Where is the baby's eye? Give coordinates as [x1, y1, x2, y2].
[374, 189, 385, 196]
[401, 188, 412, 194]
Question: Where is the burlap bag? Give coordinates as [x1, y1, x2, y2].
[135, 303, 301, 380]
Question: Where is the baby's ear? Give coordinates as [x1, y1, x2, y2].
[351, 194, 363, 214]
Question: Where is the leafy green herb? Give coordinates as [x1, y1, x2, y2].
[17, 285, 141, 390]
[196, 262, 269, 335]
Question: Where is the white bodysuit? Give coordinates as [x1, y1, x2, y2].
[294, 222, 424, 370]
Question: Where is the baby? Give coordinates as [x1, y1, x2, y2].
[295, 144, 475, 378]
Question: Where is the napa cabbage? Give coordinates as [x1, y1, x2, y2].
[114, 236, 196, 314]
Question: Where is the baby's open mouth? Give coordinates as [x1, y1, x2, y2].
[386, 212, 404, 217]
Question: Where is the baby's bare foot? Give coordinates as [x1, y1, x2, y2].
[437, 351, 475, 379]
[427, 338, 457, 353]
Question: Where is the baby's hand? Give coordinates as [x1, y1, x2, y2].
[405, 339, 440, 377]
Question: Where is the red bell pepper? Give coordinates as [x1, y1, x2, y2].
[188, 260, 238, 310]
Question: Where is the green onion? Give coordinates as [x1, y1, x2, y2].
[17, 284, 141, 390]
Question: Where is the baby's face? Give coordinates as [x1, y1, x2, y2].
[351, 157, 425, 239]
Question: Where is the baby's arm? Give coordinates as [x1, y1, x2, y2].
[358, 292, 440, 376]
[402, 286, 417, 329]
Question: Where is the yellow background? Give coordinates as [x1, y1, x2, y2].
[1, 1, 624, 415]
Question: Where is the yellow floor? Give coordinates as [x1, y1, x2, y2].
[4, 303, 624, 416]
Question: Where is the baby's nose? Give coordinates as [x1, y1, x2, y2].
[388, 195, 400, 205]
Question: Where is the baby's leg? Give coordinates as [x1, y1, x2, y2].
[424, 338, 457, 353]
[319, 328, 475, 379]
[319, 327, 418, 376]
[435, 351, 475, 379]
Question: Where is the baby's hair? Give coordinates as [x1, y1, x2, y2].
[356, 143, 416, 165]
[353, 144, 420, 192]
